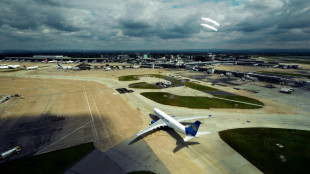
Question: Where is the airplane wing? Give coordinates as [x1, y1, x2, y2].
[136, 119, 167, 136]
[173, 115, 212, 123]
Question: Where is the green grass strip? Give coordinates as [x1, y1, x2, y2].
[185, 81, 218, 92]
[141, 92, 262, 109]
[129, 82, 160, 89]
[258, 71, 310, 78]
[0, 68, 24, 73]
[219, 128, 310, 174]
[119, 74, 166, 81]
[119, 75, 140, 81]
[214, 95, 264, 106]
[0, 142, 94, 174]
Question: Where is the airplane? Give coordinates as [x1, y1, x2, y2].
[103, 67, 111, 71]
[0, 65, 9, 69]
[23, 65, 38, 70]
[8, 65, 20, 69]
[57, 63, 72, 69]
[46, 59, 58, 63]
[0, 64, 20, 69]
[65, 60, 74, 64]
[137, 108, 211, 142]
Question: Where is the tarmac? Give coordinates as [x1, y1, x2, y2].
[0, 64, 309, 173]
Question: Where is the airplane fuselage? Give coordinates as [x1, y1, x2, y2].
[154, 108, 186, 135]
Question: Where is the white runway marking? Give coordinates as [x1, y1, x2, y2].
[84, 87, 99, 141]
[4, 99, 19, 113]
[90, 90, 123, 143]
[36, 121, 92, 154]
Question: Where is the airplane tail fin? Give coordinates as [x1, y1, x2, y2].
[57, 63, 62, 67]
[23, 65, 26, 68]
[184, 120, 211, 142]
[185, 120, 201, 136]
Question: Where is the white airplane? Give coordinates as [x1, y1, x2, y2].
[57, 63, 72, 69]
[65, 60, 74, 64]
[137, 108, 211, 142]
[8, 65, 20, 69]
[46, 59, 58, 63]
[23, 65, 38, 70]
[0, 65, 9, 69]
[103, 67, 111, 71]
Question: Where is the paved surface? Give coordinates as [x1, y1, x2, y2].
[65, 136, 169, 174]
[0, 66, 309, 173]
[0, 75, 143, 163]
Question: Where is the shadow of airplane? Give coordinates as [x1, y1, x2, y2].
[149, 113, 158, 122]
[165, 129, 200, 153]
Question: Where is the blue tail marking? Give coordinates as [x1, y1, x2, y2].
[57, 63, 62, 67]
[185, 120, 201, 136]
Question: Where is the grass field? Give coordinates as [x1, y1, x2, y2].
[0, 143, 94, 174]
[119, 74, 166, 81]
[119, 75, 140, 81]
[129, 82, 160, 89]
[0, 68, 24, 73]
[141, 92, 262, 109]
[258, 71, 310, 78]
[214, 95, 264, 106]
[185, 81, 218, 92]
[219, 128, 310, 174]
[262, 56, 310, 64]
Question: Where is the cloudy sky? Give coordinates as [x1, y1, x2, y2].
[1, 0, 310, 50]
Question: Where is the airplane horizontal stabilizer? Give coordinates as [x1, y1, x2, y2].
[196, 131, 211, 137]
[184, 135, 195, 142]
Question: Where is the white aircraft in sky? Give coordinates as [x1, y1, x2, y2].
[57, 63, 72, 69]
[137, 108, 211, 142]
[23, 65, 38, 70]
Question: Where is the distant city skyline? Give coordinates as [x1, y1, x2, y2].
[1, 0, 310, 50]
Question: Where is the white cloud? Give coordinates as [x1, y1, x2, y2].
[0, 0, 310, 50]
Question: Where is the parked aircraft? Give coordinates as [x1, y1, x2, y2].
[103, 67, 111, 71]
[0, 64, 20, 69]
[8, 65, 20, 69]
[46, 59, 58, 63]
[57, 63, 72, 69]
[23, 65, 38, 70]
[65, 60, 74, 64]
[0, 65, 9, 69]
[137, 108, 211, 142]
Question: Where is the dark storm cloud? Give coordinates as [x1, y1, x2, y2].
[1, 0, 310, 50]
[0, 0, 84, 32]
[118, 1, 201, 40]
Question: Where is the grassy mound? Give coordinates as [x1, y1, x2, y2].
[185, 81, 218, 92]
[119, 74, 166, 81]
[0, 143, 94, 174]
[129, 82, 160, 89]
[214, 95, 264, 106]
[141, 92, 262, 109]
[219, 128, 310, 174]
[258, 71, 310, 78]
